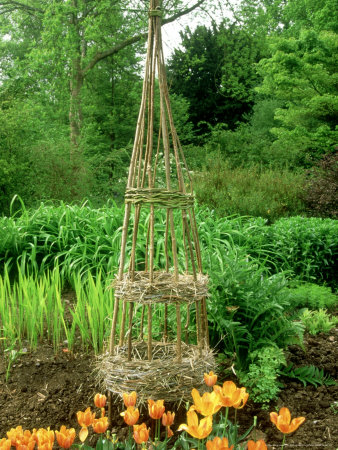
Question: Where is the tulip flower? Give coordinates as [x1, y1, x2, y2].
[133, 423, 150, 445]
[162, 411, 175, 439]
[191, 388, 223, 416]
[206, 436, 234, 450]
[7, 427, 36, 449]
[94, 393, 107, 408]
[178, 408, 213, 439]
[79, 427, 88, 443]
[247, 440, 268, 450]
[121, 406, 140, 426]
[270, 407, 306, 450]
[55, 426, 76, 449]
[213, 381, 247, 408]
[77, 407, 96, 427]
[162, 411, 175, 427]
[93, 417, 109, 434]
[204, 371, 218, 387]
[0, 439, 11, 450]
[232, 387, 249, 409]
[36, 428, 55, 450]
[123, 391, 137, 408]
[148, 399, 165, 419]
[270, 407, 305, 434]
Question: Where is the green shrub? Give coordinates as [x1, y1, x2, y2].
[205, 244, 304, 370]
[299, 309, 338, 335]
[193, 156, 306, 222]
[239, 346, 286, 404]
[287, 283, 337, 311]
[267, 216, 338, 287]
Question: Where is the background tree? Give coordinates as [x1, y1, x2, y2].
[167, 19, 264, 136]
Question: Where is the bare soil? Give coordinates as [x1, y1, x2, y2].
[0, 327, 337, 449]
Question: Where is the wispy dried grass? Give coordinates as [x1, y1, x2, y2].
[96, 341, 216, 403]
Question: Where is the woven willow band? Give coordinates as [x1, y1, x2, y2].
[125, 188, 194, 209]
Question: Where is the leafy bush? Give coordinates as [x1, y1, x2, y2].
[239, 346, 286, 404]
[299, 309, 338, 335]
[266, 216, 338, 287]
[305, 151, 338, 218]
[204, 245, 304, 370]
[287, 283, 337, 311]
[193, 156, 306, 221]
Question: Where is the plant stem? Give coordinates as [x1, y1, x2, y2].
[281, 434, 286, 450]
[223, 407, 229, 438]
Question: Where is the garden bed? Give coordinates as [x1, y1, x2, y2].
[0, 326, 337, 449]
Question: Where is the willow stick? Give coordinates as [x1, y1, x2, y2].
[127, 302, 134, 361]
[176, 304, 182, 363]
[165, 209, 170, 272]
[184, 304, 190, 344]
[147, 304, 152, 360]
[119, 300, 127, 346]
[195, 300, 202, 356]
[164, 303, 168, 342]
[140, 305, 145, 340]
[109, 298, 120, 354]
[202, 297, 209, 346]
[129, 204, 141, 279]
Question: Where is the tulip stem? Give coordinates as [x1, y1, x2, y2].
[223, 407, 229, 438]
[128, 425, 132, 447]
[281, 434, 286, 450]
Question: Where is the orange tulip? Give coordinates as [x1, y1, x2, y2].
[191, 388, 223, 416]
[162, 411, 175, 427]
[94, 393, 107, 408]
[206, 436, 234, 450]
[0, 439, 11, 450]
[133, 423, 150, 444]
[247, 439, 268, 450]
[232, 387, 249, 409]
[204, 371, 218, 387]
[213, 381, 248, 408]
[167, 427, 174, 438]
[6, 427, 36, 449]
[93, 417, 109, 434]
[178, 408, 213, 440]
[79, 427, 88, 443]
[77, 407, 96, 427]
[123, 391, 137, 408]
[121, 406, 140, 426]
[55, 426, 76, 449]
[148, 399, 165, 419]
[36, 428, 54, 450]
[270, 407, 305, 434]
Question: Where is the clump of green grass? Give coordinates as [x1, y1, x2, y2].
[0, 266, 115, 354]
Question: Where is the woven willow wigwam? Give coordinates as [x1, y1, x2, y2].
[98, 0, 215, 412]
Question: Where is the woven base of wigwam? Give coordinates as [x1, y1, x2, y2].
[96, 341, 216, 404]
[113, 271, 208, 305]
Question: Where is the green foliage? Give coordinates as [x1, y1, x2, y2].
[266, 216, 338, 287]
[239, 346, 286, 404]
[256, 29, 338, 167]
[287, 283, 337, 311]
[193, 155, 306, 221]
[279, 363, 336, 387]
[167, 19, 263, 135]
[0, 266, 115, 354]
[299, 309, 338, 335]
[205, 243, 304, 370]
